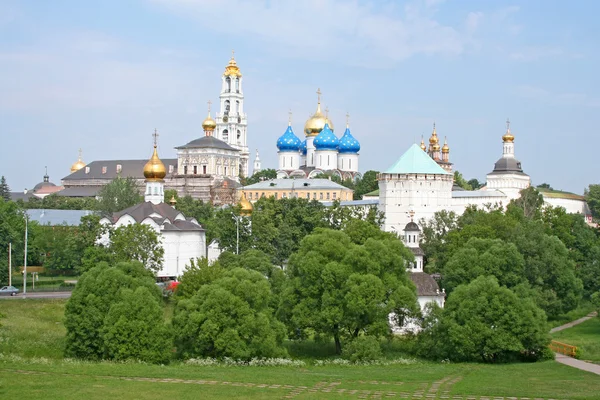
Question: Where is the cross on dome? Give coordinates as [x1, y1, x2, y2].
[316, 88, 322, 103]
[207, 100, 212, 113]
[152, 128, 159, 147]
[506, 118, 510, 130]
[288, 109, 293, 125]
[346, 112, 350, 127]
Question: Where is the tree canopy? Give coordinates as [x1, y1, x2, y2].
[97, 176, 143, 215]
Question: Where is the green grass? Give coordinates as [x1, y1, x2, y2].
[1, 299, 600, 399]
[548, 302, 596, 328]
[9, 275, 77, 292]
[552, 316, 600, 364]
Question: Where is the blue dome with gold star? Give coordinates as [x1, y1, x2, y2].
[301, 139, 307, 155]
[313, 123, 339, 151]
[338, 126, 360, 153]
[277, 125, 302, 152]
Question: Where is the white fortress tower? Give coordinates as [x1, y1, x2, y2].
[215, 51, 249, 177]
[485, 119, 531, 200]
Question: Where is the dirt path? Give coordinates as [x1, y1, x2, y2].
[550, 312, 597, 333]
[550, 311, 600, 375]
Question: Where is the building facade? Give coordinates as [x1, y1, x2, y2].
[241, 178, 354, 203]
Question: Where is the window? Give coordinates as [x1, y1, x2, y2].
[313, 192, 316, 199]
[349, 159, 352, 169]
[311, 154, 314, 165]
[283, 157, 285, 168]
[226, 77, 231, 92]
[102, 166, 107, 174]
[319, 193, 323, 200]
[326, 192, 330, 200]
[236, 100, 240, 114]
[282, 193, 287, 198]
[261, 193, 265, 198]
[333, 192, 337, 199]
[85, 167, 90, 174]
[274, 193, 278, 199]
[193, 165, 197, 174]
[169, 165, 174, 174]
[255, 192, 258, 199]
[248, 192, 252, 200]
[235, 78, 240, 93]
[223, 129, 229, 142]
[116, 164, 122, 173]
[224, 167, 228, 176]
[224, 100, 230, 114]
[184, 166, 188, 174]
[203, 165, 207, 174]
[306, 193, 310, 199]
[319, 155, 322, 165]
[327, 155, 330, 165]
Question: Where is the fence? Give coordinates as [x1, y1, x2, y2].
[549, 340, 578, 357]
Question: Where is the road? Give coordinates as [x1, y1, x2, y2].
[0, 291, 72, 299]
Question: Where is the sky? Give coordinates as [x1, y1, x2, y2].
[1, 0, 598, 194]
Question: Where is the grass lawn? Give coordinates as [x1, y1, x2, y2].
[1, 299, 600, 399]
[552, 316, 600, 364]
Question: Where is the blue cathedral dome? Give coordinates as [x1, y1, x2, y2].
[313, 123, 339, 151]
[338, 126, 360, 153]
[301, 139, 307, 155]
[276, 125, 302, 152]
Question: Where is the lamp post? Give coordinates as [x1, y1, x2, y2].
[23, 213, 28, 295]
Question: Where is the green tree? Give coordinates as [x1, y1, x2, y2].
[109, 224, 164, 274]
[0, 199, 34, 285]
[537, 183, 553, 190]
[442, 237, 525, 294]
[97, 176, 143, 215]
[242, 168, 277, 186]
[0, 176, 10, 201]
[279, 225, 417, 354]
[102, 286, 172, 364]
[510, 187, 544, 219]
[64, 261, 160, 360]
[173, 268, 287, 360]
[453, 171, 473, 190]
[354, 170, 379, 199]
[418, 276, 550, 363]
[585, 184, 600, 221]
[467, 178, 482, 190]
[176, 257, 226, 299]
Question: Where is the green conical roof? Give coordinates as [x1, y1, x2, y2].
[384, 144, 450, 175]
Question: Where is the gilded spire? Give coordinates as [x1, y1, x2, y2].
[442, 136, 450, 153]
[304, 88, 334, 135]
[202, 100, 217, 134]
[143, 129, 166, 181]
[239, 191, 253, 216]
[429, 122, 439, 144]
[70, 148, 86, 173]
[502, 118, 515, 143]
[224, 50, 242, 77]
[420, 136, 427, 151]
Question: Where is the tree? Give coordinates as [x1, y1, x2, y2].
[510, 187, 544, 219]
[442, 237, 525, 294]
[418, 276, 550, 363]
[102, 286, 172, 364]
[242, 168, 277, 186]
[354, 170, 379, 199]
[173, 268, 287, 360]
[109, 224, 164, 274]
[453, 171, 473, 190]
[467, 178, 482, 190]
[97, 176, 142, 215]
[585, 184, 600, 221]
[537, 183, 553, 190]
[0, 199, 32, 285]
[64, 261, 160, 360]
[279, 225, 417, 354]
[0, 176, 10, 201]
[176, 257, 226, 299]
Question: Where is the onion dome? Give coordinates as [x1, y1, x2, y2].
[70, 148, 86, 173]
[420, 137, 426, 151]
[304, 88, 334, 137]
[239, 191, 253, 216]
[301, 139, 307, 155]
[202, 112, 217, 132]
[502, 118, 514, 143]
[224, 51, 242, 77]
[144, 137, 167, 181]
[277, 123, 302, 152]
[432, 142, 441, 152]
[442, 137, 450, 153]
[314, 123, 339, 151]
[338, 124, 360, 154]
[429, 123, 439, 145]
[169, 195, 177, 207]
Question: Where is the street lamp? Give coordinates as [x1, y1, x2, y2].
[23, 212, 28, 295]
[231, 213, 240, 255]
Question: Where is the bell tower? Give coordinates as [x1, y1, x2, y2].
[215, 50, 249, 178]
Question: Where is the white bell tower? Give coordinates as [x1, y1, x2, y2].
[215, 51, 249, 178]
[253, 149, 262, 175]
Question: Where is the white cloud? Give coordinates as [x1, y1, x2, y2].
[147, 0, 479, 66]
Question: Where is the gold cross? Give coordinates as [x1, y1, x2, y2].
[325, 106, 329, 117]
[231, 49, 235, 59]
[153, 128, 159, 146]
[316, 88, 322, 103]
[506, 118, 510, 130]
[78, 148, 82, 160]
[207, 100, 212, 113]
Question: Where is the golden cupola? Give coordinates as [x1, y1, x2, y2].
[70, 148, 86, 173]
[420, 137, 427, 151]
[144, 130, 167, 181]
[304, 88, 334, 137]
[429, 123, 439, 145]
[202, 100, 217, 134]
[442, 137, 450, 153]
[239, 191, 253, 216]
[224, 50, 242, 77]
[502, 118, 515, 143]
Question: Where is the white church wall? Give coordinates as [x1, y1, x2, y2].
[315, 150, 338, 170]
[160, 230, 206, 278]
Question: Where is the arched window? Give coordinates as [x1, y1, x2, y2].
[223, 129, 229, 142]
[203, 165, 207, 174]
[193, 166, 197, 174]
[236, 100, 240, 113]
[235, 78, 240, 92]
[224, 100, 230, 114]
[226, 77, 231, 92]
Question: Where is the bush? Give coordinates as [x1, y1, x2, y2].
[102, 287, 172, 364]
[342, 336, 382, 362]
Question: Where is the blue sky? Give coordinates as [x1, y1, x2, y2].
[1, 0, 598, 194]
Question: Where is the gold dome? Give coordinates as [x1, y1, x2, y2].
[224, 51, 242, 77]
[202, 112, 217, 131]
[432, 143, 441, 151]
[239, 191, 253, 216]
[429, 123, 439, 144]
[502, 118, 515, 142]
[144, 144, 166, 181]
[70, 148, 86, 173]
[304, 89, 334, 137]
[442, 137, 450, 153]
[420, 137, 426, 151]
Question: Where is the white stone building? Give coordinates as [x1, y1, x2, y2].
[100, 139, 206, 279]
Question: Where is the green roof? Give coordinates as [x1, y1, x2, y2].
[364, 189, 379, 197]
[384, 144, 450, 175]
[538, 188, 585, 200]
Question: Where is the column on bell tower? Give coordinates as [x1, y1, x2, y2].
[215, 50, 249, 177]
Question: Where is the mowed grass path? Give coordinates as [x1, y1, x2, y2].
[552, 316, 600, 364]
[1, 299, 600, 399]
